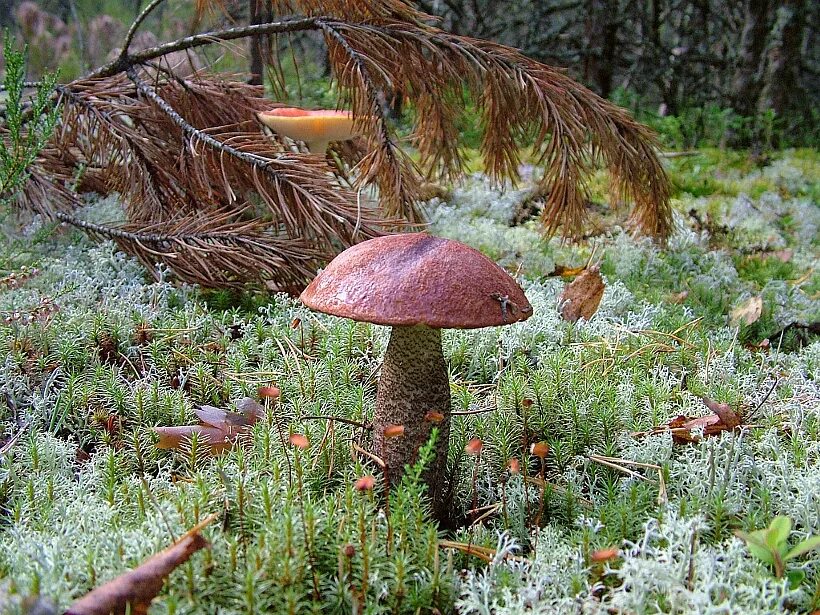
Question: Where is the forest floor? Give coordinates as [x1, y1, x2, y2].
[0, 148, 818, 614]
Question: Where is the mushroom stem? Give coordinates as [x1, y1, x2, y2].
[373, 324, 451, 513]
[305, 139, 330, 153]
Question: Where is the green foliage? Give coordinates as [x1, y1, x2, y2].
[0, 34, 59, 209]
[0, 151, 818, 612]
[737, 516, 820, 588]
[611, 88, 819, 149]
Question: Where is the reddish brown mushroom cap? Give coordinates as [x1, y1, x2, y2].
[300, 233, 532, 329]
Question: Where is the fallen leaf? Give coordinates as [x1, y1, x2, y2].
[465, 438, 483, 455]
[559, 267, 605, 323]
[549, 264, 587, 278]
[634, 396, 743, 444]
[730, 296, 763, 326]
[66, 515, 215, 615]
[590, 547, 620, 563]
[772, 249, 793, 263]
[354, 475, 375, 491]
[700, 396, 741, 429]
[154, 397, 265, 454]
[666, 290, 689, 304]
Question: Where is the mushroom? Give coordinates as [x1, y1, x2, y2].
[300, 233, 532, 516]
[256, 107, 360, 153]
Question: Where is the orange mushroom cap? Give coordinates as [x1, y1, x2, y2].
[257, 107, 359, 152]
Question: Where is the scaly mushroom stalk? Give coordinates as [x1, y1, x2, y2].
[373, 325, 451, 503]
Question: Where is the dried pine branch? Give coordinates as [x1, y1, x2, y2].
[314, 20, 672, 238]
[57, 211, 323, 292]
[20, 67, 396, 289]
[12, 0, 672, 293]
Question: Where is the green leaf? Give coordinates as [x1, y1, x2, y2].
[785, 568, 805, 590]
[736, 530, 775, 565]
[784, 535, 820, 562]
[766, 516, 792, 549]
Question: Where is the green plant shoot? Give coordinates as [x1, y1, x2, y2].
[736, 516, 820, 589]
[0, 32, 59, 208]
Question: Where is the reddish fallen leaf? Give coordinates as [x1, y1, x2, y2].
[700, 396, 741, 429]
[154, 397, 265, 454]
[465, 438, 483, 455]
[634, 396, 743, 444]
[384, 424, 405, 439]
[549, 264, 587, 278]
[559, 267, 605, 323]
[354, 475, 376, 491]
[66, 515, 215, 615]
[590, 547, 620, 563]
[666, 290, 689, 304]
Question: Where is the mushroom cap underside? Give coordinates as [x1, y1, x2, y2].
[300, 233, 533, 328]
[257, 108, 357, 143]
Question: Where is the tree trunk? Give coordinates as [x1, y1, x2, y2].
[731, 0, 771, 115]
[758, 0, 806, 116]
[583, 0, 620, 97]
[248, 0, 264, 86]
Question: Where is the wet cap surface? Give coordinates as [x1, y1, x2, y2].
[300, 233, 533, 328]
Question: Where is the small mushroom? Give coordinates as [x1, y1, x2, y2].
[300, 233, 532, 517]
[256, 107, 360, 153]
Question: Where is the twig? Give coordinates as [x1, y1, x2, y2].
[0, 421, 29, 457]
[659, 151, 701, 158]
[351, 442, 385, 468]
[438, 539, 528, 564]
[451, 406, 496, 416]
[746, 378, 779, 422]
[89, 17, 323, 80]
[587, 454, 657, 482]
[686, 527, 698, 590]
[302, 415, 370, 430]
[122, 0, 167, 56]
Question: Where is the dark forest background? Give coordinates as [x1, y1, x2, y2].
[2, 0, 818, 147]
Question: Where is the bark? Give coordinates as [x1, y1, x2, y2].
[583, 0, 621, 98]
[758, 0, 806, 116]
[373, 325, 451, 516]
[248, 0, 264, 86]
[584, 0, 620, 98]
[731, 0, 771, 115]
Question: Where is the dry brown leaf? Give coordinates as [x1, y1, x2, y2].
[634, 396, 743, 444]
[700, 396, 742, 429]
[772, 249, 793, 263]
[559, 267, 605, 322]
[65, 515, 215, 615]
[154, 397, 266, 454]
[666, 290, 689, 304]
[730, 296, 763, 326]
[549, 264, 587, 278]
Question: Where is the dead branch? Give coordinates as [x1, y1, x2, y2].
[10, 0, 673, 292]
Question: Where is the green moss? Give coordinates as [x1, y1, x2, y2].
[1, 150, 818, 613]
